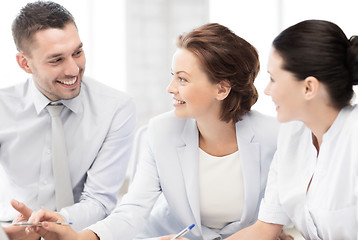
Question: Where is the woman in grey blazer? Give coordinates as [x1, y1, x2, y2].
[21, 23, 288, 240]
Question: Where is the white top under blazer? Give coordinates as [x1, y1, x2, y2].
[89, 110, 279, 240]
[198, 149, 244, 232]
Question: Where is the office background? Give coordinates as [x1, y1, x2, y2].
[1, 0, 357, 128]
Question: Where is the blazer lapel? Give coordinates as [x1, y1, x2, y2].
[174, 116, 261, 235]
[235, 117, 261, 224]
[176, 118, 203, 234]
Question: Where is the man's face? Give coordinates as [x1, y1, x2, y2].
[19, 23, 86, 101]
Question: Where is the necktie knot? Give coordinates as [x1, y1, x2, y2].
[47, 104, 64, 118]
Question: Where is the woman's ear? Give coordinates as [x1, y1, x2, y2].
[216, 80, 231, 100]
[16, 52, 32, 74]
[303, 76, 319, 100]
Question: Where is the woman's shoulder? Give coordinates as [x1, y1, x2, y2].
[149, 110, 186, 126]
[338, 104, 358, 136]
[147, 110, 193, 136]
[344, 104, 358, 125]
[242, 110, 280, 133]
[244, 110, 277, 123]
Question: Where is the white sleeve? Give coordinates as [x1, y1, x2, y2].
[87, 126, 162, 240]
[60, 98, 136, 231]
[258, 151, 291, 226]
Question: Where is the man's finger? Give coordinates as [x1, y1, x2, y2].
[41, 221, 75, 238]
[10, 199, 33, 219]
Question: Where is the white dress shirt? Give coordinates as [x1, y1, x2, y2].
[259, 105, 358, 239]
[0, 77, 136, 230]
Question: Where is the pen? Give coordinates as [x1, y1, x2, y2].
[170, 224, 195, 240]
[13, 222, 72, 227]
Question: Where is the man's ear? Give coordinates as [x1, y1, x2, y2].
[16, 52, 32, 74]
[216, 80, 231, 100]
[303, 76, 319, 100]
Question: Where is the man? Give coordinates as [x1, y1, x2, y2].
[0, 1, 136, 239]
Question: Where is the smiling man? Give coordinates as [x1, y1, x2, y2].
[16, 23, 85, 101]
[0, 1, 136, 239]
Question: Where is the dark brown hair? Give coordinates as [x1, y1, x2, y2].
[12, 1, 75, 55]
[273, 20, 358, 109]
[177, 23, 260, 123]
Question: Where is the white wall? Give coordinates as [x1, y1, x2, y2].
[0, 0, 126, 90]
[125, 0, 209, 127]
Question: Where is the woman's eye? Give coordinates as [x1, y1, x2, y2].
[179, 77, 186, 83]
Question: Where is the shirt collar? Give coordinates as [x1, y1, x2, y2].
[30, 77, 82, 115]
[322, 105, 353, 142]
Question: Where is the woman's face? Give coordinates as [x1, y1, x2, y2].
[167, 48, 222, 120]
[264, 48, 306, 122]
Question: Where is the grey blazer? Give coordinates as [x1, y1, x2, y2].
[89, 110, 279, 240]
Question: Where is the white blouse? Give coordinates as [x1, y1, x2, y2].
[259, 105, 358, 239]
[198, 148, 244, 232]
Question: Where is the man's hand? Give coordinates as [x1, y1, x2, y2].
[159, 234, 189, 240]
[27, 209, 82, 240]
[3, 199, 40, 240]
[277, 230, 294, 240]
[26, 209, 65, 240]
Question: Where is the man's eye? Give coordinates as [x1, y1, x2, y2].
[74, 50, 82, 56]
[50, 58, 62, 64]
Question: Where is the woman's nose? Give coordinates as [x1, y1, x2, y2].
[167, 79, 177, 94]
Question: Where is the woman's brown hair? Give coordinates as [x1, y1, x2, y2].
[177, 23, 260, 123]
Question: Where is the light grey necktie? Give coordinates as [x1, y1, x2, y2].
[46, 104, 74, 210]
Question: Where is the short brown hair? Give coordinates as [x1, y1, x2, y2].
[12, 1, 75, 55]
[177, 23, 259, 123]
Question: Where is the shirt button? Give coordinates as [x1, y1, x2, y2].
[47, 149, 51, 154]
[43, 180, 48, 185]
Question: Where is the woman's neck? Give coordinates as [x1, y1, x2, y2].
[304, 105, 340, 150]
[197, 117, 237, 157]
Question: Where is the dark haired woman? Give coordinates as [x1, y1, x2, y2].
[227, 19, 358, 240]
